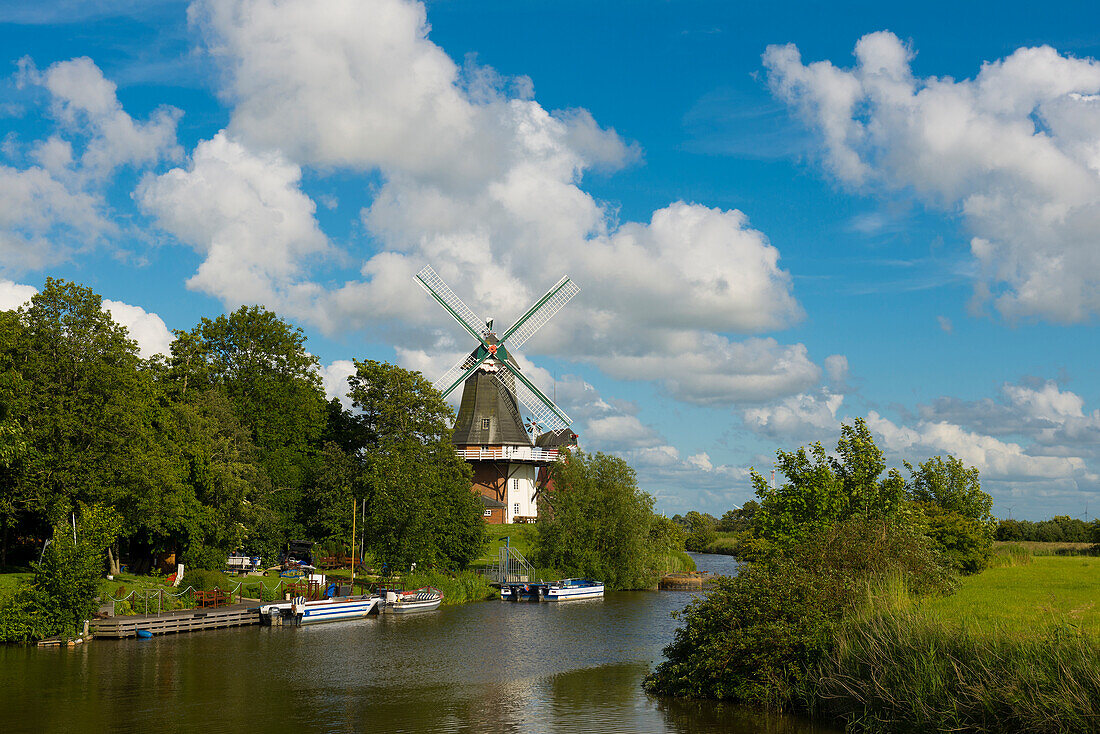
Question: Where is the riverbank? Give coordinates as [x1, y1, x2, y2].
[813, 556, 1100, 732]
[652, 540, 1100, 733]
[479, 524, 697, 582]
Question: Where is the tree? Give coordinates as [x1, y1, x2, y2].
[33, 503, 123, 637]
[302, 442, 356, 546]
[905, 455, 993, 573]
[717, 500, 760, 532]
[751, 419, 907, 548]
[166, 306, 328, 552]
[167, 388, 268, 566]
[904, 456, 993, 527]
[169, 305, 327, 491]
[347, 360, 485, 570]
[8, 280, 164, 545]
[684, 511, 718, 552]
[534, 450, 664, 590]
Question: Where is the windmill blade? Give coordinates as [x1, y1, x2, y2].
[415, 265, 489, 346]
[499, 275, 579, 349]
[435, 351, 490, 399]
[499, 359, 572, 432]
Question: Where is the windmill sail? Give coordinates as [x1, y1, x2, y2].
[500, 276, 579, 349]
[417, 264, 575, 434]
[415, 265, 488, 345]
[432, 350, 485, 398]
[498, 360, 572, 432]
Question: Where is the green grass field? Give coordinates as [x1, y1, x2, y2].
[918, 555, 1100, 635]
[482, 523, 537, 559]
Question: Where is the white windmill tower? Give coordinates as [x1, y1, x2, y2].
[415, 265, 579, 523]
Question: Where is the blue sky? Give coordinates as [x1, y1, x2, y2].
[2, 0, 1100, 520]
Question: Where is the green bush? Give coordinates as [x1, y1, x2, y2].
[644, 517, 951, 709]
[0, 586, 55, 643]
[0, 503, 122, 642]
[178, 569, 232, 591]
[644, 557, 836, 707]
[916, 503, 992, 574]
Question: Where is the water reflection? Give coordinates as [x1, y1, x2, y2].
[1, 555, 832, 733]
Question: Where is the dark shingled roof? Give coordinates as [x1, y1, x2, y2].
[478, 494, 506, 509]
[452, 368, 532, 447]
[535, 428, 578, 448]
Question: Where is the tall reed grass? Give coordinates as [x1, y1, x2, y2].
[401, 569, 498, 605]
[810, 578, 1100, 733]
[988, 543, 1033, 567]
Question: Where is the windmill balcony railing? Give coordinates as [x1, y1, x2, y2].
[455, 446, 561, 463]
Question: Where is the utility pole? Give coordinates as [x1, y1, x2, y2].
[350, 497, 356, 593]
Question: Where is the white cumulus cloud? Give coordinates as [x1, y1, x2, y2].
[137, 131, 335, 320]
[142, 0, 813, 406]
[101, 299, 173, 359]
[0, 279, 37, 310]
[765, 32, 1100, 323]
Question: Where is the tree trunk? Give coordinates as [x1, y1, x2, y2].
[107, 543, 120, 575]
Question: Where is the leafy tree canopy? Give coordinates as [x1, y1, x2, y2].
[905, 455, 993, 527]
[751, 419, 907, 547]
[346, 360, 484, 570]
[534, 450, 670, 590]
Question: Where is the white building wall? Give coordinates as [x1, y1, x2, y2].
[505, 463, 538, 522]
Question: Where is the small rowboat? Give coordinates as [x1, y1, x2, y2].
[379, 586, 443, 614]
[543, 578, 604, 601]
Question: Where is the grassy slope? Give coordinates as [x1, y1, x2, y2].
[919, 556, 1100, 635]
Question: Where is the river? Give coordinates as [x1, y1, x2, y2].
[0, 553, 835, 733]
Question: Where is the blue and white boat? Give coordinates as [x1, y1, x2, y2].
[379, 587, 443, 614]
[260, 593, 379, 625]
[543, 578, 604, 601]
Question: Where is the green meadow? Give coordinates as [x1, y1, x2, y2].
[919, 555, 1100, 635]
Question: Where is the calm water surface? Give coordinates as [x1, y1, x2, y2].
[1, 553, 836, 733]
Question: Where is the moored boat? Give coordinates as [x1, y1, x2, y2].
[543, 578, 604, 601]
[379, 586, 443, 614]
[500, 583, 541, 601]
[260, 593, 379, 625]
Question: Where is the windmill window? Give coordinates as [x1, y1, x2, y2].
[481, 418, 490, 430]
[513, 503, 520, 516]
[483, 509, 492, 517]
[512, 478, 518, 491]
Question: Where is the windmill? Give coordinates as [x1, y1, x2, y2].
[415, 265, 579, 523]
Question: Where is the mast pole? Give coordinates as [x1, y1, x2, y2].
[350, 497, 355, 593]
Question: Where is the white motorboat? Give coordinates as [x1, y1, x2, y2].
[378, 586, 443, 614]
[543, 578, 604, 601]
[260, 593, 379, 625]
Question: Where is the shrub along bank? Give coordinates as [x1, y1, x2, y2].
[645, 420, 1100, 733]
[533, 450, 692, 590]
[0, 504, 120, 643]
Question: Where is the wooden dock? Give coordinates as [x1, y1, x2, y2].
[90, 602, 261, 638]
